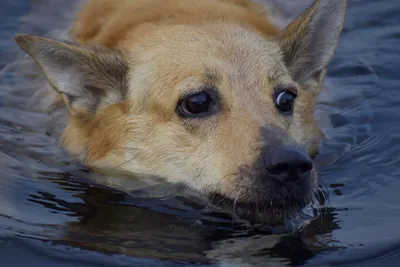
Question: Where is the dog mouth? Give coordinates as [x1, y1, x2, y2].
[209, 198, 314, 225]
[207, 181, 318, 225]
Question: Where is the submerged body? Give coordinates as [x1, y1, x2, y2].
[15, 0, 347, 224]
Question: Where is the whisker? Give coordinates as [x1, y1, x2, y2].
[255, 194, 262, 223]
[114, 154, 139, 169]
[85, 145, 142, 172]
[232, 188, 242, 228]
[207, 173, 240, 208]
[319, 180, 331, 207]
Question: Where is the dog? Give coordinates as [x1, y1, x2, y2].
[14, 0, 347, 225]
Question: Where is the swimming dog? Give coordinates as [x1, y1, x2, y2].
[14, 0, 347, 225]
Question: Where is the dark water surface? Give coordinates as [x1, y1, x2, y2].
[1, 0, 400, 266]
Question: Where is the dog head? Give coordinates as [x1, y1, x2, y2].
[15, 0, 347, 224]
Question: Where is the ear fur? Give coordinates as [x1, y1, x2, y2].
[279, 0, 347, 86]
[15, 34, 128, 116]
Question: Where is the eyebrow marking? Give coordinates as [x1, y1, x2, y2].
[204, 67, 221, 84]
[267, 63, 287, 82]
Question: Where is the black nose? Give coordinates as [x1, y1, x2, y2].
[266, 145, 313, 183]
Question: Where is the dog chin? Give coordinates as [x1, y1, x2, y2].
[207, 192, 317, 225]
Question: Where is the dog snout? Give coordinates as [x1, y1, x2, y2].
[266, 144, 313, 183]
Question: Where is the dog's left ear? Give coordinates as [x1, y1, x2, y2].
[279, 0, 347, 87]
[14, 34, 128, 116]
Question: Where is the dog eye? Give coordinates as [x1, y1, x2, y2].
[275, 90, 297, 115]
[180, 92, 212, 116]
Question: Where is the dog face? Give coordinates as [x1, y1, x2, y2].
[15, 0, 347, 224]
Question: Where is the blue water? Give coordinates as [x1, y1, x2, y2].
[0, 0, 400, 266]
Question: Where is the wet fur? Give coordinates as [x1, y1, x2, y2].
[14, 0, 347, 224]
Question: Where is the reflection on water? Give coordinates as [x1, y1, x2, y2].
[1, 0, 400, 266]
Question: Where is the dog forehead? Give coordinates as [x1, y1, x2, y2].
[128, 23, 284, 68]
[125, 24, 291, 106]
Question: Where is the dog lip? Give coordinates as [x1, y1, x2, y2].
[269, 171, 313, 186]
[220, 200, 310, 225]
[207, 188, 315, 224]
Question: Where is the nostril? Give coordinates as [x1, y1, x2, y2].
[267, 162, 290, 176]
[298, 161, 313, 175]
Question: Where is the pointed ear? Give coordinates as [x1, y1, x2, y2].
[15, 34, 128, 116]
[279, 0, 347, 87]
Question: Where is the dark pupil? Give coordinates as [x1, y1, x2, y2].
[184, 93, 211, 114]
[276, 91, 295, 113]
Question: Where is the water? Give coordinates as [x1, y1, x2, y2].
[0, 0, 400, 266]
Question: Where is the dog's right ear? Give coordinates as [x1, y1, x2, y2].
[15, 34, 128, 116]
[279, 0, 347, 88]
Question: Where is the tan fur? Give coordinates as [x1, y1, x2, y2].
[71, 0, 280, 47]
[15, 0, 347, 224]
[62, 102, 131, 162]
